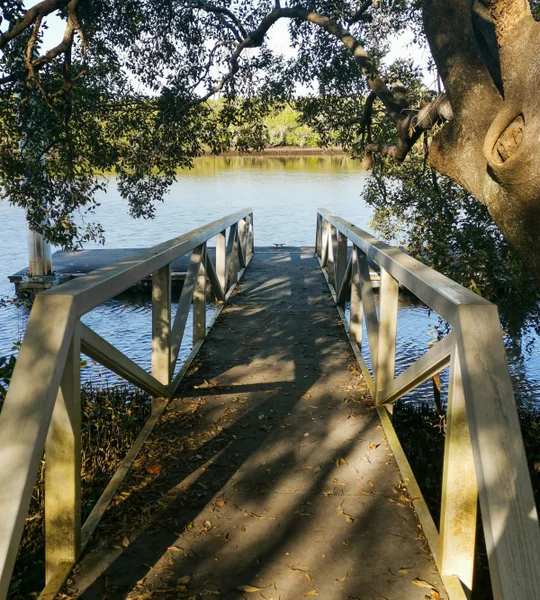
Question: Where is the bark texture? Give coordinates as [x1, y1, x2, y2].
[425, 0, 540, 280]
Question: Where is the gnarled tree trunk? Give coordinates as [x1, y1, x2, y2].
[425, 0, 540, 280]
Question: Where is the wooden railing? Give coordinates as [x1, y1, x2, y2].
[0, 209, 254, 600]
[316, 209, 540, 600]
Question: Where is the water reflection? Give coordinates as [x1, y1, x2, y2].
[0, 156, 539, 406]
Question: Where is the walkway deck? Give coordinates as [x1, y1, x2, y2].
[64, 248, 445, 600]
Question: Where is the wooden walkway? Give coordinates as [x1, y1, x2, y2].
[64, 248, 445, 600]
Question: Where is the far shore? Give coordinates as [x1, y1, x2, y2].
[207, 146, 346, 158]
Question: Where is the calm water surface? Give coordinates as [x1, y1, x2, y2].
[0, 156, 538, 406]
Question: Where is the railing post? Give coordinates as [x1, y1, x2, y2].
[327, 225, 336, 289]
[335, 230, 347, 293]
[152, 264, 171, 397]
[439, 343, 478, 595]
[44, 324, 81, 582]
[248, 212, 254, 258]
[193, 244, 207, 343]
[375, 267, 398, 404]
[238, 217, 247, 268]
[321, 218, 329, 267]
[229, 224, 239, 287]
[315, 213, 322, 257]
[350, 246, 363, 347]
[217, 229, 227, 294]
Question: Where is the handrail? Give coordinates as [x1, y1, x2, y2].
[0, 209, 254, 599]
[316, 209, 540, 600]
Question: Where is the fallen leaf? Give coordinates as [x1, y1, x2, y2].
[121, 536, 130, 548]
[288, 565, 312, 581]
[305, 590, 319, 596]
[145, 464, 163, 475]
[235, 584, 264, 593]
[368, 443, 380, 450]
[336, 501, 355, 523]
[177, 575, 191, 585]
[398, 568, 409, 574]
[412, 578, 441, 599]
[336, 457, 347, 467]
[250, 513, 276, 520]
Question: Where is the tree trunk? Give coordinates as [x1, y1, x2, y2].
[424, 0, 540, 280]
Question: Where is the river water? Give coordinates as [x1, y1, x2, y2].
[0, 156, 538, 407]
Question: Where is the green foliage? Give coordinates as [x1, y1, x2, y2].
[364, 151, 540, 333]
[1, 0, 538, 312]
[264, 104, 320, 147]
[0, 0, 417, 247]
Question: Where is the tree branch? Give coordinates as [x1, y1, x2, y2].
[0, 0, 70, 50]
[347, 0, 374, 24]
[187, 1, 248, 42]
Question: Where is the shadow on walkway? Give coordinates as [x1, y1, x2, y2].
[63, 249, 444, 600]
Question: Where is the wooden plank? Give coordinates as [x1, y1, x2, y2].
[44, 326, 81, 582]
[375, 267, 399, 402]
[170, 248, 202, 369]
[439, 341, 478, 593]
[80, 323, 167, 398]
[328, 225, 337, 289]
[357, 251, 379, 375]
[321, 243, 466, 600]
[44, 208, 253, 317]
[224, 223, 237, 291]
[349, 246, 363, 348]
[216, 229, 227, 294]
[318, 209, 490, 325]
[379, 332, 453, 405]
[335, 230, 347, 294]
[315, 213, 322, 257]
[377, 407, 469, 600]
[336, 253, 352, 306]
[0, 295, 76, 600]
[247, 213, 254, 258]
[321, 219, 329, 268]
[238, 218, 247, 268]
[152, 264, 171, 394]
[38, 562, 74, 600]
[193, 245, 207, 344]
[318, 253, 374, 396]
[228, 224, 240, 288]
[453, 304, 540, 599]
[205, 250, 225, 302]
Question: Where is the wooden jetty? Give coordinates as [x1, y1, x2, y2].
[8, 247, 379, 293]
[0, 209, 539, 600]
